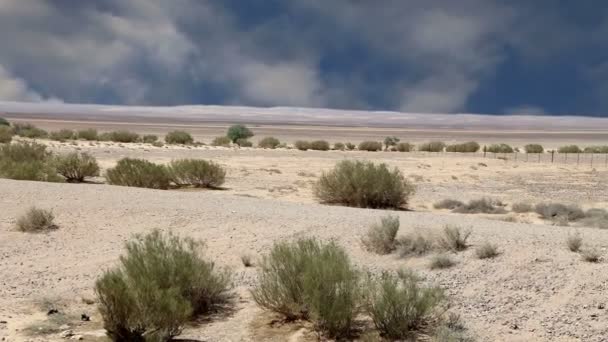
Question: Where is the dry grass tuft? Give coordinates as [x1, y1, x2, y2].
[16, 207, 57, 232]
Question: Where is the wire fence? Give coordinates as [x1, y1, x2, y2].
[480, 151, 608, 167]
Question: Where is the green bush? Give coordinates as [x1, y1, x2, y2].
[152, 141, 164, 148]
[235, 138, 253, 147]
[558, 145, 581, 154]
[445, 142, 480, 153]
[0, 142, 61, 182]
[524, 144, 544, 153]
[105, 158, 171, 189]
[438, 226, 470, 252]
[101, 130, 140, 143]
[362, 216, 400, 254]
[584, 146, 608, 153]
[12, 123, 48, 138]
[358, 141, 382, 152]
[0, 117, 9, 126]
[310, 140, 330, 151]
[258, 137, 280, 149]
[227, 124, 254, 143]
[534, 203, 585, 221]
[384, 136, 400, 150]
[211, 136, 231, 147]
[0, 126, 13, 143]
[294, 140, 311, 151]
[486, 143, 514, 153]
[95, 230, 232, 342]
[251, 238, 360, 338]
[365, 270, 444, 339]
[165, 130, 193, 145]
[345, 142, 356, 150]
[314, 160, 415, 209]
[396, 142, 414, 152]
[168, 159, 226, 188]
[16, 207, 57, 232]
[54, 152, 100, 182]
[333, 142, 346, 151]
[418, 141, 445, 152]
[142, 134, 158, 144]
[77, 128, 98, 141]
[49, 129, 75, 142]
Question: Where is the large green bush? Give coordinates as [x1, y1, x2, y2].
[445, 141, 480, 153]
[524, 144, 544, 153]
[310, 140, 330, 151]
[251, 238, 360, 338]
[258, 137, 281, 149]
[168, 159, 226, 188]
[142, 134, 158, 144]
[418, 141, 445, 152]
[165, 130, 193, 145]
[105, 158, 171, 189]
[95, 230, 232, 342]
[384, 136, 400, 150]
[211, 136, 231, 147]
[77, 128, 98, 141]
[49, 129, 75, 142]
[396, 142, 414, 152]
[100, 130, 140, 143]
[11, 123, 48, 139]
[584, 146, 608, 153]
[54, 152, 100, 182]
[0, 126, 13, 143]
[358, 141, 383, 152]
[486, 143, 514, 153]
[0, 142, 61, 182]
[226, 124, 253, 143]
[558, 145, 582, 153]
[294, 140, 311, 151]
[314, 160, 414, 209]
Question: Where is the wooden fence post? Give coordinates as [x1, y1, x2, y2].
[551, 151, 555, 163]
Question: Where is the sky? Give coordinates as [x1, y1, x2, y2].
[0, 1, 607, 116]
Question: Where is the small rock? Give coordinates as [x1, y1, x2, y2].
[80, 314, 90, 322]
[510, 323, 519, 330]
[598, 303, 605, 309]
[47, 309, 59, 315]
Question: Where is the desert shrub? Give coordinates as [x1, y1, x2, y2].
[333, 142, 346, 151]
[102, 130, 140, 143]
[452, 198, 507, 214]
[429, 254, 455, 269]
[168, 159, 225, 188]
[258, 137, 280, 149]
[54, 152, 100, 182]
[49, 129, 75, 142]
[165, 130, 193, 145]
[433, 199, 464, 210]
[105, 158, 170, 189]
[418, 141, 446, 152]
[241, 255, 253, 267]
[486, 143, 514, 153]
[142, 134, 158, 144]
[397, 233, 435, 257]
[558, 145, 582, 154]
[12, 123, 48, 138]
[384, 136, 400, 150]
[0, 142, 61, 182]
[294, 140, 311, 151]
[362, 216, 400, 254]
[310, 140, 330, 151]
[227, 124, 253, 143]
[358, 141, 382, 152]
[314, 160, 415, 209]
[396, 142, 414, 152]
[534, 203, 585, 221]
[512, 202, 533, 213]
[524, 144, 544, 153]
[0, 126, 13, 143]
[438, 226, 470, 252]
[365, 270, 444, 340]
[566, 233, 583, 252]
[95, 230, 232, 342]
[152, 141, 164, 148]
[584, 146, 608, 153]
[475, 242, 499, 259]
[236, 138, 253, 147]
[251, 238, 360, 338]
[211, 136, 231, 147]
[445, 141, 480, 153]
[77, 128, 98, 141]
[581, 248, 601, 263]
[0, 117, 9, 126]
[345, 142, 356, 150]
[16, 207, 57, 232]
[581, 208, 608, 229]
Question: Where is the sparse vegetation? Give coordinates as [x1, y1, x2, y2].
[310, 140, 330, 151]
[100, 130, 140, 143]
[227, 124, 254, 143]
[258, 137, 280, 149]
[397, 233, 435, 257]
[165, 130, 194, 145]
[212, 136, 231, 147]
[54, 152, 100, 182]
[251, 238, 360, 338]
[11, 123, 48, 138]
[362, 216, 400, 254]
[49, 129, 75, 142]
[241, 255, 253, 267]
[0, 117, 9, 126]
[429, 254, 455, 269]
[486, 143, 514, 153]
[236, 138, 253, 147]
[294, 140, 311, 150]
[396, 142, 414, 152]
[534, 203, 585, 221]
[566, 233, 583, 252]
[365, 270, 444, 340]
[358, 141, 383, 152]
[383, 136, 400, 150]
[418, 141, 446, 152]
[16, 207, 57, 232]
[583, 146, 608, 153]
[105, 158, 171, 189]
[446, 141, 480, 153]
[524, 144, 544, 153]
[558, 145, 582, 154]
[168, 159, 226, 188]
[438, 226, 470, 252]
[452, 198, 507, 214]
[0, 142, 61, 182]
[333, 142, 346, 151]
[475, 242, 499, 259]
[142, 134, 158, 143]
[581, 248, 601, 263]
[434, 199, 464, 210]
[512, 202, 533, 213]
[581, 208, 608, 229]
[95, 230, 232, 342]
[345, 142, 356, 150]
[0, 126, 13, 143]
[314, 160, 415, 209]
[77, 128, 98, 141]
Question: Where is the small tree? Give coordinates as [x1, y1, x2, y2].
[226, 124, 253, 143]
[384, 136, 400, 150]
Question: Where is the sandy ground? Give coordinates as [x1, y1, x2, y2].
[1, 139, 608, 341]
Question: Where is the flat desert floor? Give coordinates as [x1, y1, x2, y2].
[1, 123, 608, 341]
